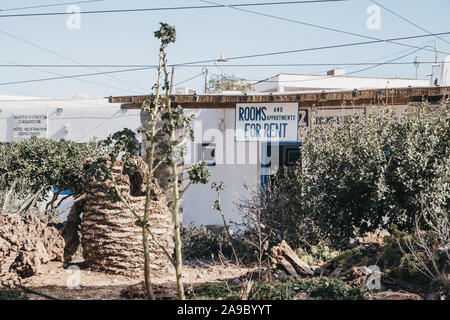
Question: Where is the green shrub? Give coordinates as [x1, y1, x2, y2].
[0, 137, 103, 198]
[188, 283, 241, 300]
[254, 278, 362, 300]
[378, 228, 435, 284]
[241, 101, 449, 249]
[306, 278, 361, 300]
[0, 289, 27, 300]
[303, 102, 449, 247]
[189, 278, 362, 300]
[327, 246, 378, 270]
[180, 223, 235, 260]
[297, 242, 341, 266]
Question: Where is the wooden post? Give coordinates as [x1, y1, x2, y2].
[170, 66, 175, 95]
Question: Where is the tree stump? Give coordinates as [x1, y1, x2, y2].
[81, 157, 174, 277]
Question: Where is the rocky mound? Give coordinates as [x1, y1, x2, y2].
[0, 214, 64, 285]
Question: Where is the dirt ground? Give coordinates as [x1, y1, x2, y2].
[17, 260, 252, 300]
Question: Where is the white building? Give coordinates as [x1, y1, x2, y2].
[252, 69, 429, 93]
[183, 105, 259, 227]
[111, 84, 448, 229]
[0, 95, 141, 142]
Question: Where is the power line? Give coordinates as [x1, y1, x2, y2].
[1, 31, 449, 87]
[0, 67, 154, 86]
[174, 72, 206, 87]
[267, 39, 439, 84]
[369, 0, 450, 46]
[0, 1, 104, 12]
[363, 39, 435, 64]
[0, 1, 347, 17]
[0, 28, 149, 92]
[173, 31, 450, 66]
[312, 38, 438, 80]
[198, 0, 450, 56]
[0, 87, 39, 97]
[0, 57, 145, 94]
[2, 0, 446, 93]
[0, 61, 446, 68]
[197, 32, 432, 79]
[242, 45, 431, 83]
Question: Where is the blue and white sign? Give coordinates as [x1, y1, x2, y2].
[235, 103, 298, 142]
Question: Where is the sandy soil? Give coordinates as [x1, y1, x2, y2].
[18, 260, 252, 300]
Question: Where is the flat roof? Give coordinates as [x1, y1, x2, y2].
[259, 72, 428, 81]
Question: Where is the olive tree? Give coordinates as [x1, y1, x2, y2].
[303, 101, 448, 246]
[244, 100, 449, 250]
[0, 137, 102, 211]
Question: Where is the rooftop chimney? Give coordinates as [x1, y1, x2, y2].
[327, 68, 346, 76]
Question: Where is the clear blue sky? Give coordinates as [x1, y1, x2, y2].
[1, 0, 449, 98]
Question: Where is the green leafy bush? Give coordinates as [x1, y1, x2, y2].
[187, 161, 211, 185]
[328, 246, 377, 270]
[189, 278, 362, 300]
[0, 137, 103, 198]
[241, 101, 449, 250]
[378, 228, 437, 284]
[188, 283, 241, 300]
[297, 242, 341, 266]
[303, 102, 449, 247]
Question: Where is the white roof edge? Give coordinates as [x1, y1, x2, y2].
[189, 85, 433, 96]
[277, 73, 429, 81]
[0, 96, 111, 102]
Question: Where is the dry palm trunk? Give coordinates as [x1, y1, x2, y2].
[81, 158, 174, 277]
[60, 195, 85, 262]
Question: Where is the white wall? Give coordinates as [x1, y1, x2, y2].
[0, 96, 142, 221]
[183, 108, 259, 227]
[0, 97, 141, 142]
[431, 55, 450, 86]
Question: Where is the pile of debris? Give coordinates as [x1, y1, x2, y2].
[0, 214, 64, 285]
[270, 240, 314, 278]
[268, 239, 430, 300]
[81, 157, 174, 277]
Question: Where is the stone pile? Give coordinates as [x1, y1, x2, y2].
[0, 214, 64, 283]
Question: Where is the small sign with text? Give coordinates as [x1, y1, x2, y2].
[235, 103, 298, 142]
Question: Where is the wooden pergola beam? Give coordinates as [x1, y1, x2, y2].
[109, 86, 449, 109]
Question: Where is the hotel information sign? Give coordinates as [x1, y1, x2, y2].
[12, 114, 48, 141]
[235, 102, 298, 142]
